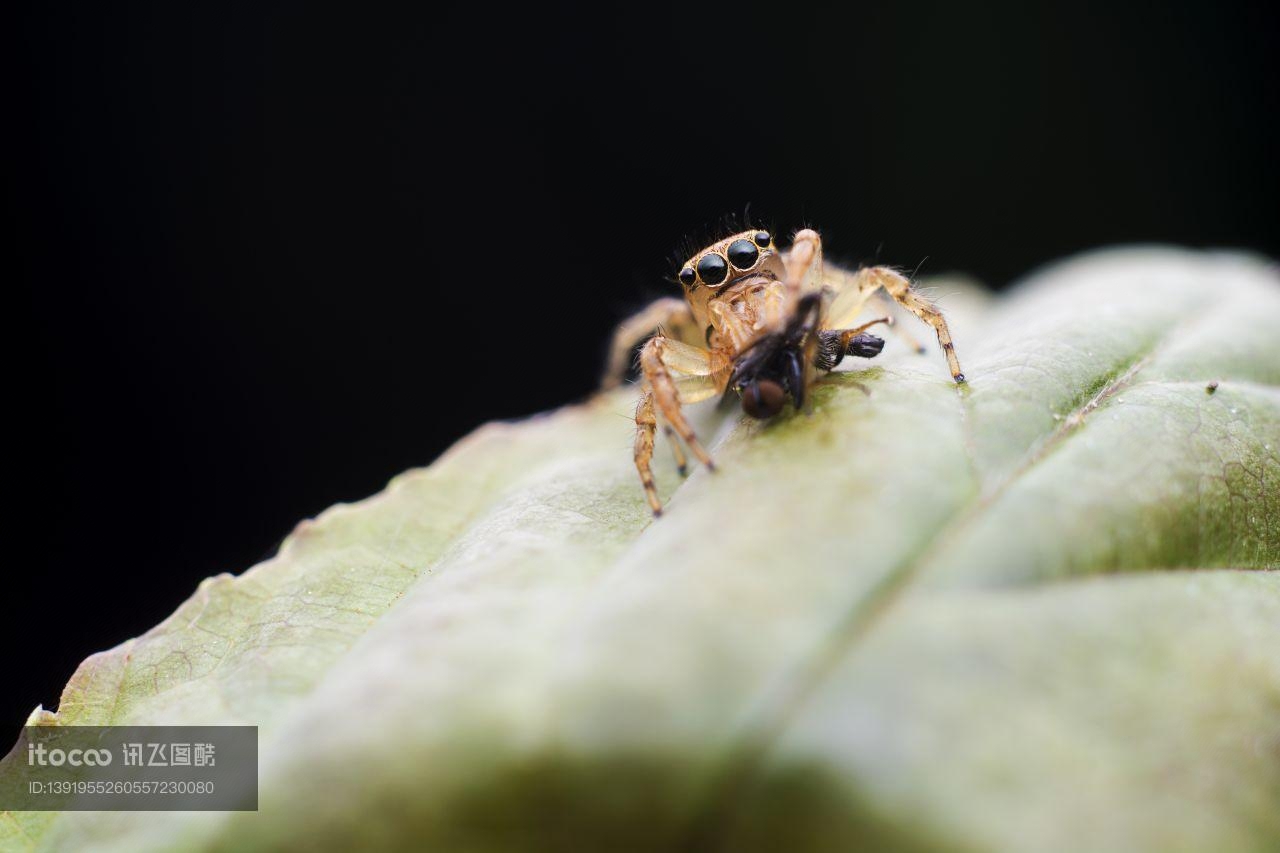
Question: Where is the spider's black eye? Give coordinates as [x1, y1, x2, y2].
[727, 239, 759, 270]
[679, 266, 696, 287]
[697, 253, 728, 285]
[753, 231, 771, 247]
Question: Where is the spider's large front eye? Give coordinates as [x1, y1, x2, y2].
[697, 253, 728, 285]
[727, 239, 759, 270]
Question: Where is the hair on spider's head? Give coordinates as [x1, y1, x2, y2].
[668, 209, 776, 276]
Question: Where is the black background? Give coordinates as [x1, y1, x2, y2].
[9, 1, 1277, 732]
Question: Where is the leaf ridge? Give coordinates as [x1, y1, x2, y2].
[686, 295, 1257, 846]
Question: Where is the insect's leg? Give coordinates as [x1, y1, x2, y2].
[814, 317, 892, 371]
[662, 424, 689, 477]
[857, 266, 967, 383]
[835, 315, 892, 342]
[633, 390, 663, 516]
[784, 229, 823, 301]
[601, 297, 696, 389]
[640, 336, 715, 472]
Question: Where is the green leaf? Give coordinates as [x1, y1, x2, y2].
[4, 247, 1278, 852]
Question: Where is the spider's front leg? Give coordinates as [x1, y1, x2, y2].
[601, 297, 697, 389]
[633, 334, 717, 516]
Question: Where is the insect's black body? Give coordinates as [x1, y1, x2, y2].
[728, 293, 886, 419]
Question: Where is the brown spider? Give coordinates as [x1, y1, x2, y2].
[602, 228, 966, 516]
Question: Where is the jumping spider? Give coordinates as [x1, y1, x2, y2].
[602, 228, 966, 516]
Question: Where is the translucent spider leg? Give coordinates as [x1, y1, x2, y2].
[824, 269, 926, 353]
[601, 297, 696, 389]
[662, 424, 688, 476]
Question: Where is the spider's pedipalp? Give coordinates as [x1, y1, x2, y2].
[784, 228, 823, 301]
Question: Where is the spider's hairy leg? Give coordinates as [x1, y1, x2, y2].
[856, 266, 967, 383]
[601, 297, 696, 389]
[632, 334, 718, 516]
[640, 336, 715, 470]
[632, 333, 716, 512]
[784, 228, 823, 302]
[871, 290, 928, 353]
[633, 391, 663, 515]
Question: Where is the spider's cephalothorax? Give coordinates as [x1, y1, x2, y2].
[676, 229, 784, 332]
[601, 228, 967, 516]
